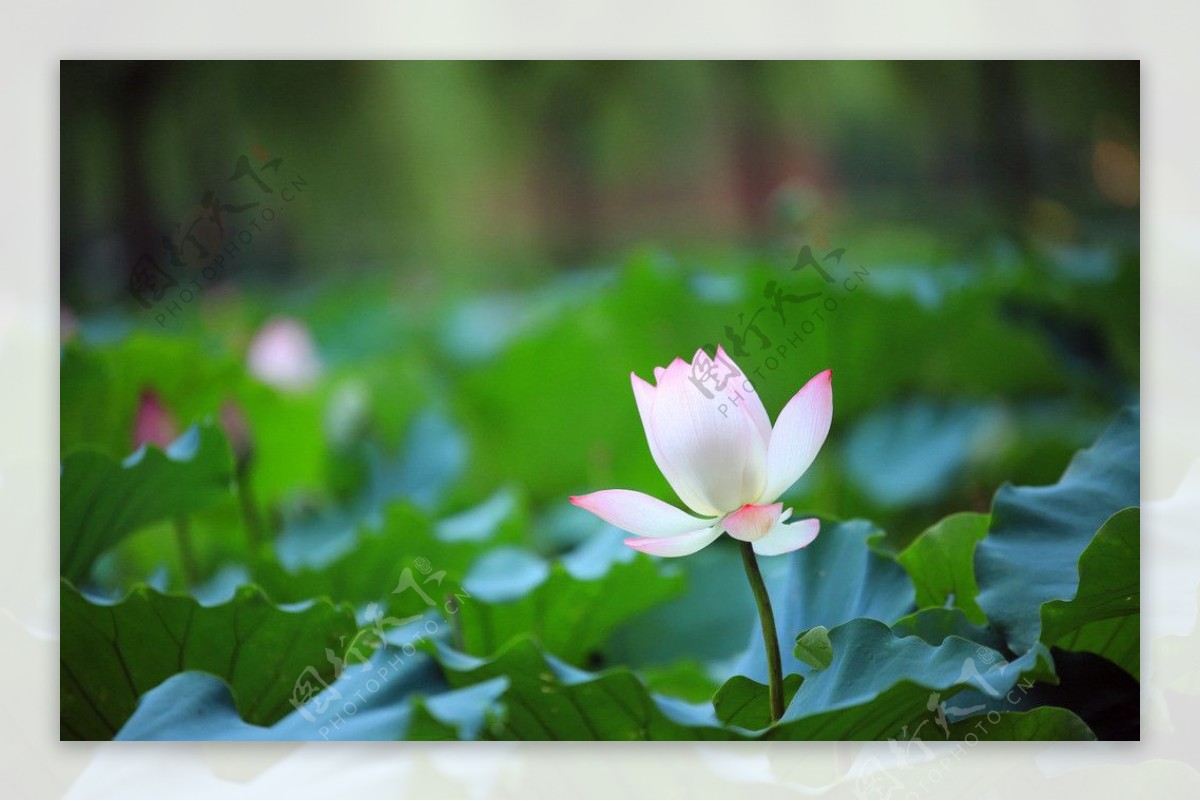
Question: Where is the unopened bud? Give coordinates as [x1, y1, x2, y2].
[219, 400, 255, 471]
[133, 389, 178, 450]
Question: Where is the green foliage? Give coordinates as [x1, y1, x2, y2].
[458, 547, 687, 665]
[898, 512, 990, 624]
[1040, 507, 1140, 678]
[793, 626, 834, 670]
[61, 424, 234, 584]
[58, 244, 1139, 741]
[770, 618, 1051, 739]
[714, 674, 803, 730]
[434, 636, 735, 740]
[740, 518, 915, 683]
[975, 407, 1139, 654]
[252, 503, 489, 617]
[60, 580, 357, 740]
[61, 338, 237, 459]
[638, 661, 723, 704]
[945, 707, 1096, 741]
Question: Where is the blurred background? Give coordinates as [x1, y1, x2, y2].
[61, 61, 1138, 301]
[59, 61, 1140, 665]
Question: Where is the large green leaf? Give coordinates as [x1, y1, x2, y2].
[890, 605, 1061, 680]
[638, 661, 723, 704]
[233, 379, 332, 504]
[1041, 507, 1139, 678]
[114, 613, 468, 741]
[891, 607, 1005, 651]
[975, 406, 1139, 654]
[404, 679, 510, 741]
[434, 636, 736, 740]
[945, 707, 1096, 740]
[260, 504, 684, 668]
[606, 537, 765, 668]
[116, 670, 473, 742]
[431, 618, 1074, 741]
[60, 424, 235, 584]
[60, 579, 358, 740]
[842, 402, 1003, 509]
[897, 512, 990, 624]
[60, 345, 121, 457]
[254, 502, 496, 618]
[92, 495, 255, 596]
[458, 537, 686, 665]
[713, 674, 802, 730]
[766, 618, 1056, 740]
[739, 519, 915, 683]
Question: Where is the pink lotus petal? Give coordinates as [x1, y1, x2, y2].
[752, 517, 820, 556]
[133, 390, 178, 450]
[758, 369, 833, 504]
[722, 503, 784, 542]
[569, 489, 716, 537]
[624, 525, 724, 558]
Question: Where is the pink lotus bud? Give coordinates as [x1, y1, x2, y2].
[246, 316, 321, 391]
[219, 399, 255, 470]
[133, 389, 178, 450]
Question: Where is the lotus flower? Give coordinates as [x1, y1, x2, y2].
[571, 347, 832, 558]
[246, 316, 322, 391]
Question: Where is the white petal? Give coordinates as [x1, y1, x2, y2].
[752, 517, 820, 556]
[740, 416, 769, 509]
[715, 345, 771, 448]
[703, 347, 770, 504]
[569, 490, 717, 537]
[648, 356, 764, 513]
[625, 524, 724, 557]
[632, 370, 721, 516]
[758, 369, 833, 503]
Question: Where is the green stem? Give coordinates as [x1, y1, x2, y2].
[173, 516, 198, 588]
[446, 592, 465, 652]
[236, 468, 265, 552]
[738, 540, 785, 724]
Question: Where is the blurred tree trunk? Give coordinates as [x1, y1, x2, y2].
[978, 61, 1033, 228]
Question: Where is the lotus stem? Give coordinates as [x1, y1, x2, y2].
[738, 540, 785, 724]
[236, 468, 265, 551]
[173, 516, 198, 588]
